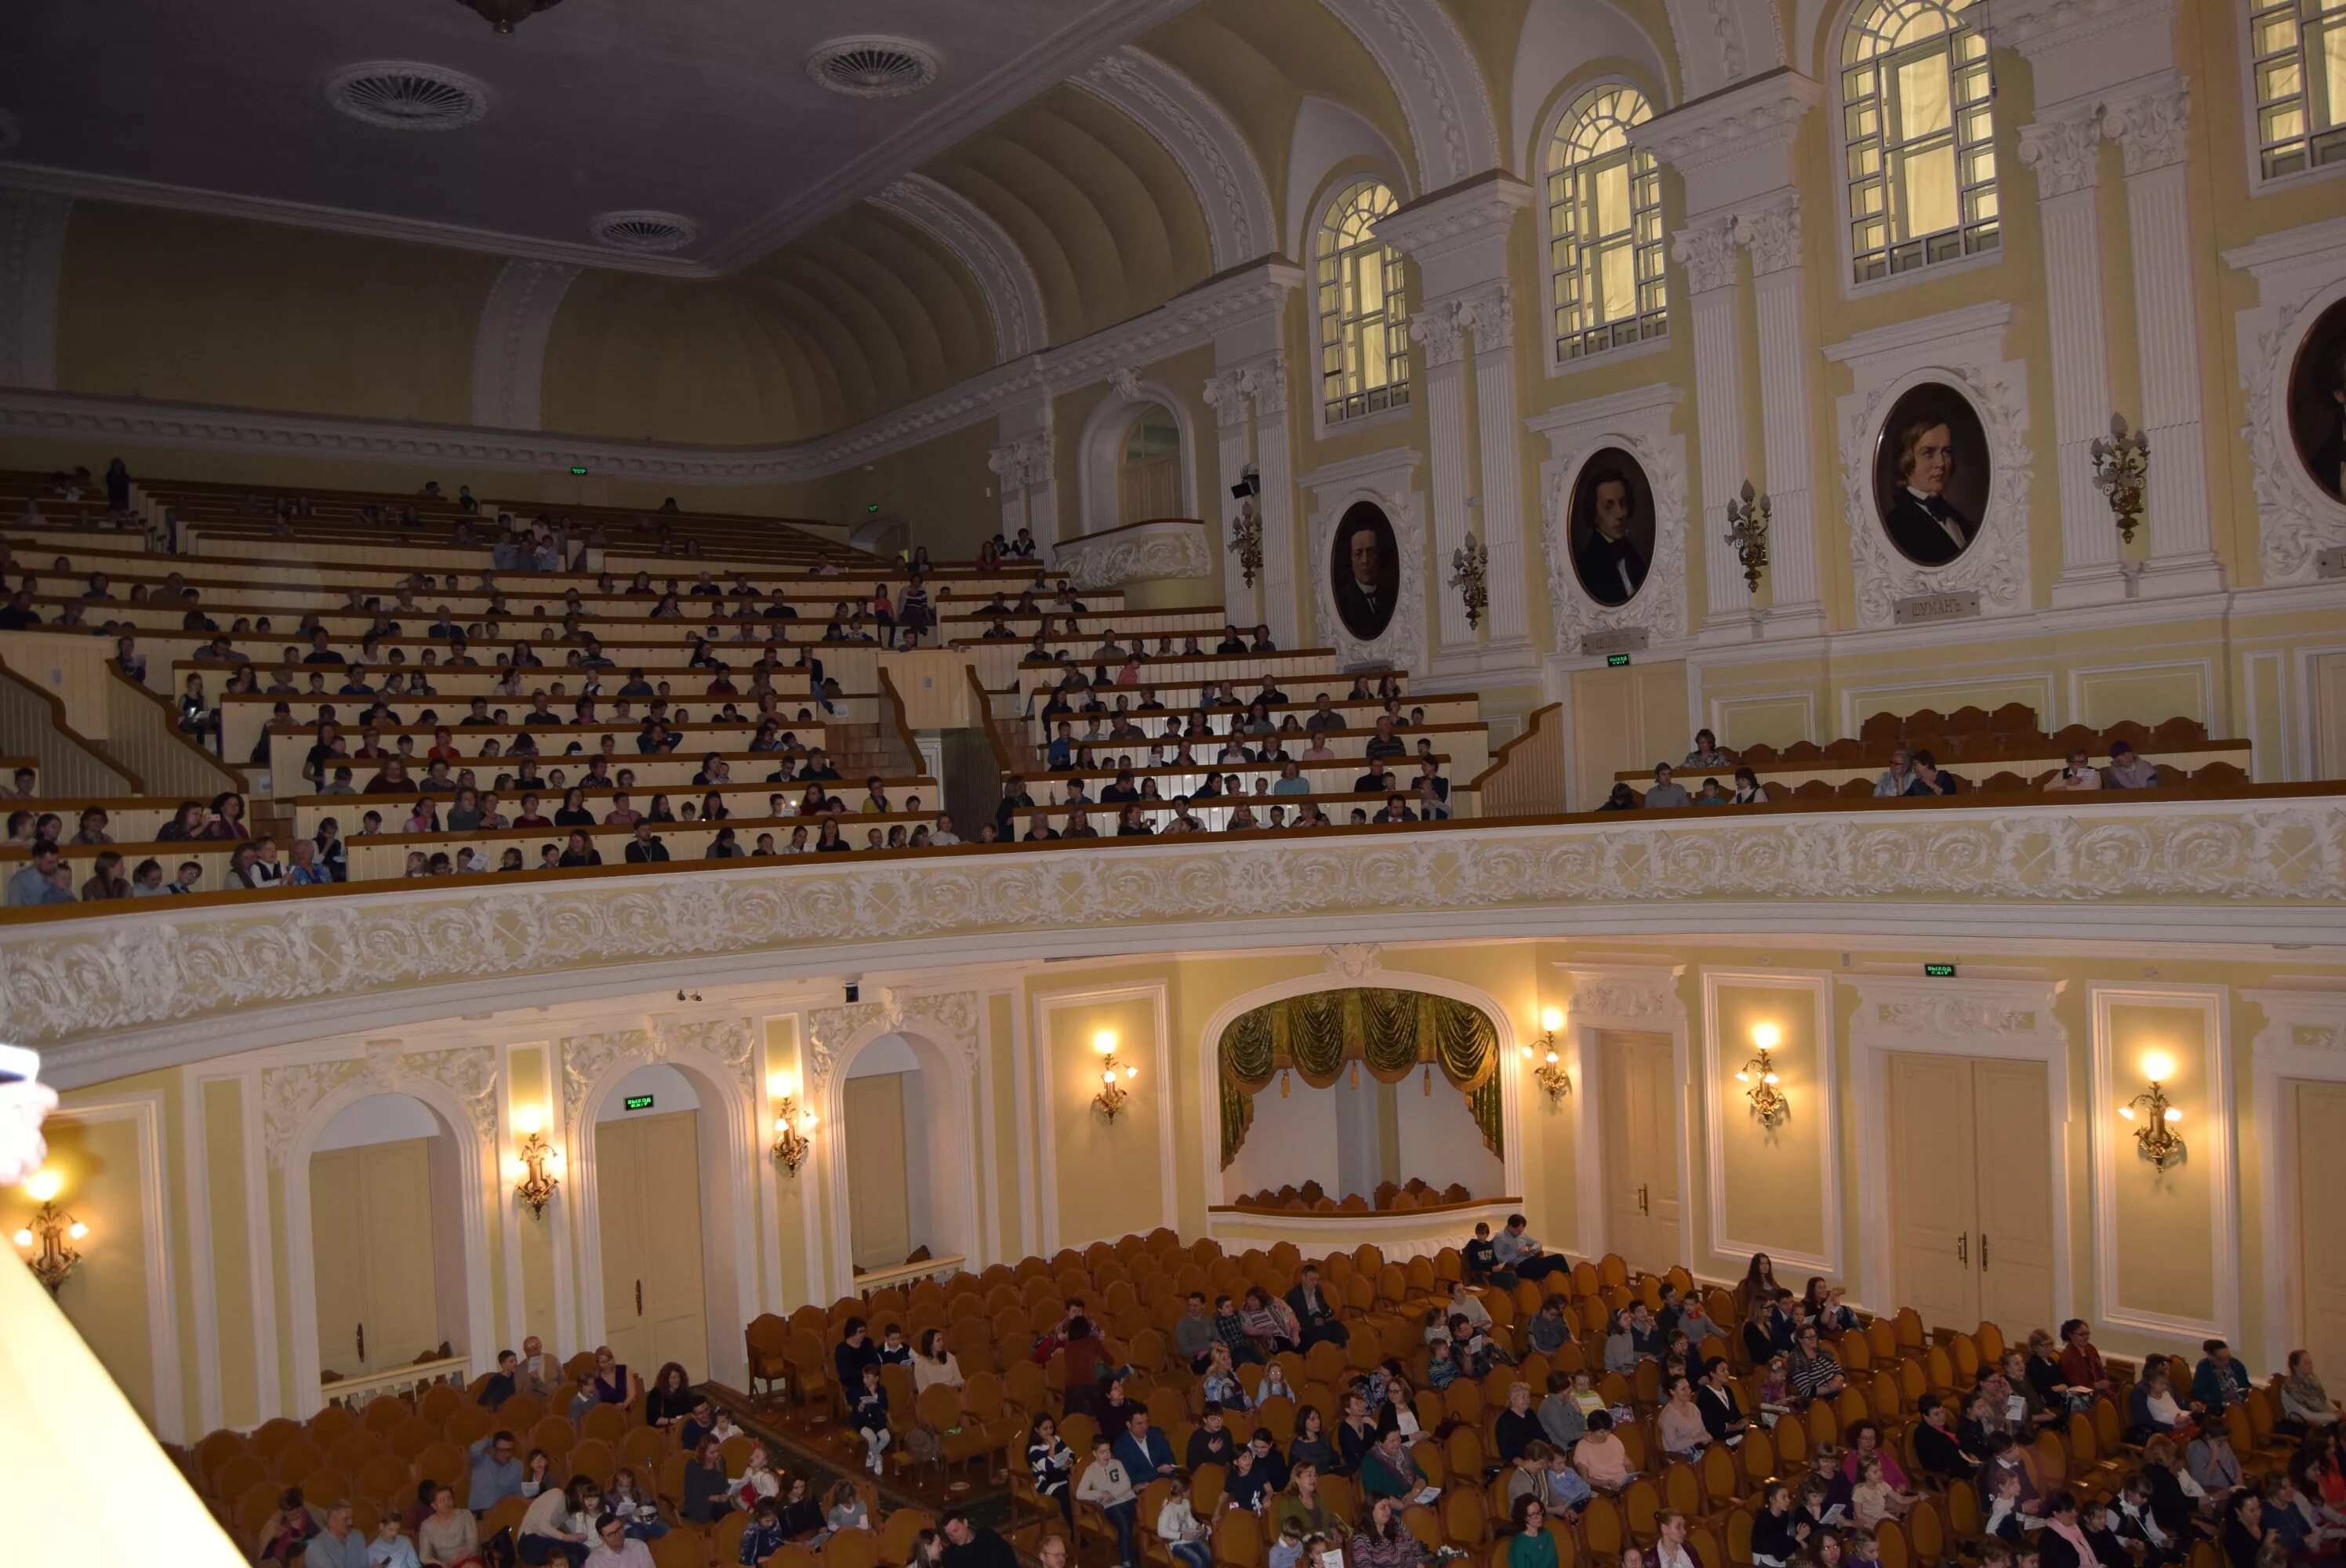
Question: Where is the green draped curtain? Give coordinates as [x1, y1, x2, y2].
[1216, 987, 1502, 1167]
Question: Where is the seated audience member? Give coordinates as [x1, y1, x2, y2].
[1914, 1395, 1980, 1479]
[1494, 1382, 1543, 1465]
[1643, 764, 1691, 808]
[572, 1345, 639, 1417]
[645, 1362, 694, 1427]
[467, 1431, 524, 1512]
[1526, 1299, 1571, 1356]
[415, 1485, 481, 1567]
[1350, 1495, 1425, 1568]
[478, 1349, 521, 1408]
[585, 1512, 652, 1568]
[2192, 1340, 2253, 1413]
[1574, 1411, 1636, 1493]
[1114, 1405, 1177, 1482]
[1597, 782, 1638, 811]
[1906, 750, 1959, 795]
[1075, 1436, 1140, 1568]
[681, 1436, 732, 1524]
[2044, 750, 2104, 791]
[2280, 1349, 2339, 1425]
[1287, 1264, 1349, 1349]
[1789, 1324, 1847, 1400]
[2126, 1358, 2195, 1443]
[304, 1501, 369, 1568]
[1751, 1485, 1805, 1568]
[1874, 750, 1917, 796]
[1657, 1375, 1709, 1457]
[1189, 1401, 1239, 1468]
[1697, 1357, 1752, 1447]
[1493, 1213, 1571, 1281]
[2105, 740, 2160, 788]
[603, 1469, 666, 1543]
[1157, 1475, 1214, 1568]
[260, 1487, 325, 1567]
[518, 1477, 597, 1566]
[2059, 1319, 2114, 1403]
[1360, 1428, 1433, 1501]
[1684, 730, 1731, 768]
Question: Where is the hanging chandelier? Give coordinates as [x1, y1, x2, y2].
[456, 0, 565, 34]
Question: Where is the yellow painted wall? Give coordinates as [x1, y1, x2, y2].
[1706, 978, 1832, 1274]
[202, 1077, 258, 1430]
[1039, 978, 1170, 1247]
[510, 1045, 556, 1347]
[24, 1111, 155, 1428]
[2104, 1000, 2219, 1327]
[988, 994, 1025, 1264]
[765, 1015, 814, 1308]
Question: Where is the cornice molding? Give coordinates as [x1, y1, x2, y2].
[1373, 172, 1534, 292]
[1632, 68, 1821, 214]
[7, 795, 2340, 1079]
[1070, 47, 1276, 270]
[866, 172, 1049, 360]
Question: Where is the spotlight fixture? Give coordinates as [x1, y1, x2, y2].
[1521, 1007, 1571, 1103]
[2118, 1051, 2185, 1168]
[510, 1110, 562, 1218]
[1734, 1022, 1789, 1127]
[13, 1168, 87, 1295]
[1092, 1029, 1138, 1123]
[772, 1098, 818, 1176]
[455, 0, 565, 34]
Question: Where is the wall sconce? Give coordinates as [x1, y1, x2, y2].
[771, 1097, 817, 1176]
[2119, 1051, 2185, 1167]
[1724, 481, 1772, 594]
[510, 1109, 562, 1218]
[1735, 1022, 1789, 1127]
[1092, 1029, 1137, 1123]
[1522, 1008, 1571, 1103]
[13, 1167, 86, 1295]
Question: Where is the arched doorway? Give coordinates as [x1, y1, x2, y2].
[822, 1029, 979, 1290]
[1118, 405, 1184, 524]
[307, 1093, 473, 1382]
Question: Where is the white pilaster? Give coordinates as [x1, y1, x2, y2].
[1247, 357, 1302, 650]
[1411, 305, 1479, 656]
[1463, 286, 1531, 650]
[0, 191, 71, 390]
[470, 260, 581, 431]
[1675, 220, 1758, 637]
[2020, 104, 2126, 607]
[2106, 82, 2225, 597]
[1202, 371, 1259, 622]
[1735, 195, 1827, 636]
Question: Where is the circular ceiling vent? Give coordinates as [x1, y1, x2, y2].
[589, 210, 699, 253]
[804, 36, 941, 98]
[324, 61, 492, 131]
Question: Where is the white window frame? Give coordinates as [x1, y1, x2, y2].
[2239, 0, 2346, 188]
[1542, 81, 1672, 374]
[1314, 178, 1411, 427]
[1832, 0, 2003, 297]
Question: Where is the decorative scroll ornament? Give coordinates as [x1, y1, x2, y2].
[1448, 532, 1489, 629]
[1409, 305, 1469, 370]
[264, 1044, 498, 1167]
[803, 989, 982, 1090]
[2090, 412, 2152, 544]
[2017, 108, 2104, 199]
[1671, 220, 1741, 294]
[1724, 481, 1771, 593]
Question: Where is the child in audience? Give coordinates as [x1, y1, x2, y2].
[1850, 1454, 1915, 1527]
[852, 1363, 892, 1475]
[1157, 1473, 1212, 1568]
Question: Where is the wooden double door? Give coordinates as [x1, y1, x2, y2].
[311, 1138, 441, 1378]
[1886, 1054, 2056, 1331]
[1596, 1030, 1683, 1272]
[597, 1111, 710, 1378]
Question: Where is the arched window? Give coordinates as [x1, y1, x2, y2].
[1841, 0, 1998, 283]
[1117, 404, 1182, 524]
[1316, 180, 1409, 423]
[2250, 0, 2346, 177]
[1545, 85, 1667, 361]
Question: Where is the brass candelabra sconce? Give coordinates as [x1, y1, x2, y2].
[1093, 1029, 1138, 1123]
[772, 1097, 818, 1176]
[510, 1112, 562, 1218]
[1724, 482, 1772, 593]
[1228, 498, 1264, 590]
[1735, 1022, 1790, 1127]
[1449, 534, 1490, 630]
[2119, 1051, 2185, 1168]
[2091, 412, 2152, 544]
[13, 1168, 85, 1295]
[1523, 1007, 1571, 1103]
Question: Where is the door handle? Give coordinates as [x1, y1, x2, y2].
[1637, 1184, 1650, 1216]
[1956, 1235, 1966, 1265]
[357, 1322, 366, 1363]
[635, 1279, 644, 1316]
[1979, 1232, 1988, 1271]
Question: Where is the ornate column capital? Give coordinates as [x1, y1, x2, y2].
[1455, 285, 1514, 354]
[1671, 218, 1742, 295]
[2103, 81, 2191, 175]
[1201, 371, 1251, 430]
[1410, 303, 1471, 369]
[1732, 196, 1803, 278]
[2018, 107, 2105, 198]
[1237, 353, 1287, 416]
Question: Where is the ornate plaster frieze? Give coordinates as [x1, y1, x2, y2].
[1320, 0, 1500, 190]
[558, 1014, 757, 1123]
[1733, 195, 1802, 278]
[1557, 964, 1687, 1025]
[868, 172, 1048, 361]
[2018, 105, 2107, 199]
[2102, 82, 2191, 176]
[1409, 306, 1471, 369]
[803, 988, 982, 1087]
[261, 1043, 498, 1166]
[470, 260, 579, 432]
[1073, 47, 1273, 270]
[1843, 975, 2069, 1049]
[1053, 520, 1212, 590]
[7, 801, 2341, 1067]
[1632, 70, 1821, 216]
[1671, 218, 1741, 296]
[1372, 175, 1533, 300]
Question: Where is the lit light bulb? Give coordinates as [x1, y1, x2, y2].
[1735, 1070, 1751, 1083]
[1124, 1065, 1137, 1080]
[1763, 1072, 1780, 1085]
[1093, 1029, 1118, 1055]
[1544, 1051, 1560, 1065]
[514, 1108, 543, 1138]
[1520, 1044, 1534, 1059]
[775, 1115, 789, 1134]
[2163, 1106, 2181, 1123]
[1752, 1023, 1781, 1051]
[2119, 1105, 2135, 1120]
[67, 1221, 87, 1240]
[2141, 1051, 2175, 1083]
[12, 1229, 30, 1247]
[1102, 1069, 1117, 1087]
[1541, 1007, 1563, 1034]
[25, 1170, 62, 1203]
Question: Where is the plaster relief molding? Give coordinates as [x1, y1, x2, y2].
[1671, 217, 1743, 296]
[1999, 0, 2181, 109]
[867, 172, 1047, 361]
[1320, 0, 1500, 190]
[470, 260, 580, 432]
[557, 1013, 756, 1123]
[0, 189, 69, 390]
[2102, 80, 2192, 175]
[1372, 172, 1533, 301]
[1325, 942, 1385, 980]
[1823, 303, 2036, 628]
[1529, 382, 1691, 651]
[2017, 104, 2108, 199]
[1409, 305, 1472, 369]
[1052, 519, 1212, 590]
[1072, 47, 1274, 270]
[1201, 372, 1251, 432]
[1455, 285, 1515, 354]
[1557, 963, 1688, 1026]
[1169, 258, 1305, 352]
[2221, 216, 2346, 580]
[1632, 69, 1821, 219]
[1843, 975, 2069, 1049]
[1732, 194, 1802, 277]
[804, 988, 982, 1088]
[262, 1043, 498, 1166]
[9, 799, 2343, 1069]
[1302, 445, 1429, 670]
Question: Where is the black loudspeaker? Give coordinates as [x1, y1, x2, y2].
[1230, 474, 1260, 500]
[844, 982, 860, 1004]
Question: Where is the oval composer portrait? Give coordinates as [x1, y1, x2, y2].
[2286, 296, 2346, 504]
[1330, 501, 1400, 642]
[1872, 383, 1992, 568]
[1567, 448, 1657, 607]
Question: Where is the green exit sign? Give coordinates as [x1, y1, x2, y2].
[569, 466, 589, 477]
[1606, 653, 1632, 668]
[1923, 963, 1957, 979]
[623, 1093, 656, 1111]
